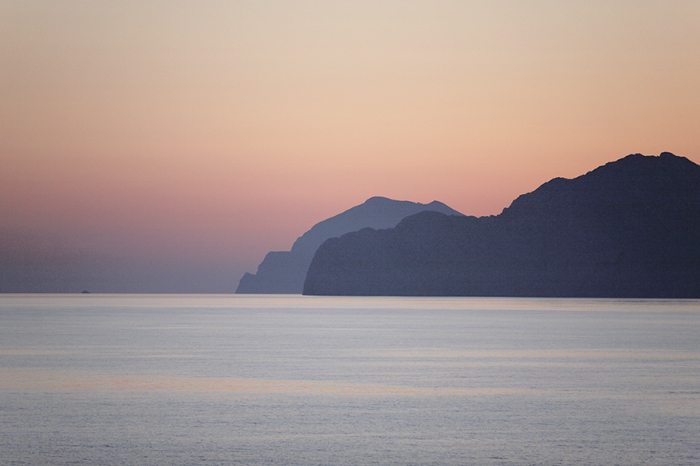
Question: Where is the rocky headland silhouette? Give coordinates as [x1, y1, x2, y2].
[236, 197, 463, 293]
[303, 153, 700, 297]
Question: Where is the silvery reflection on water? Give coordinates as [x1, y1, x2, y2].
[1, 294, 699, 465]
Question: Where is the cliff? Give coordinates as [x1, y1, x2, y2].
[235, 197, 463, 293]
[303, 153, 700, 298]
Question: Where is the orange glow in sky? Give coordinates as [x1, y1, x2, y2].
[1, 1, 699, 292]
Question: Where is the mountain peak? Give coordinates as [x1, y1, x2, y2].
[364, 196, 392, 203]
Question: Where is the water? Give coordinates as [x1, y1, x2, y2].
[1, 295, 699, 465]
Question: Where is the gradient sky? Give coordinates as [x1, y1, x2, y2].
[2, 0, 699, 292]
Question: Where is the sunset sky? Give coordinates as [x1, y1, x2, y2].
[2, 1, 699, 292]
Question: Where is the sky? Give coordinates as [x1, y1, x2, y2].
[2, 0, 699, 292]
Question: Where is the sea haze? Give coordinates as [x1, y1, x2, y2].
[1, 295, 699, 465]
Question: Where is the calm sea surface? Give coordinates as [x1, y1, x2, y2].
[1, 295, 699, 465]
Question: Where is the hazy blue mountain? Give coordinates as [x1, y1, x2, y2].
[304, 153, 700, 298]
[235, 197, 463, 294]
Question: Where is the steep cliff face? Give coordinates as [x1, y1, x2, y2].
[235, 197, 463, 294]
[304, 153, 700, 298]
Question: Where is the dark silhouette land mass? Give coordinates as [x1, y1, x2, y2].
[303, 153, 700, 298]
[235, 197, 463, 294]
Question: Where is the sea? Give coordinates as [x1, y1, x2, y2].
[1, 294, 698, 466]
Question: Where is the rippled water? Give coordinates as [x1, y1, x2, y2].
[1, 295, 699, 465]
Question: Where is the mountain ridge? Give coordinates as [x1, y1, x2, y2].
[303, 153, 700, 298]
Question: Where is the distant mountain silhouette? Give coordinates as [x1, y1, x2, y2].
[235, 197, 463, 294]
[304, 153, 700, 298]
